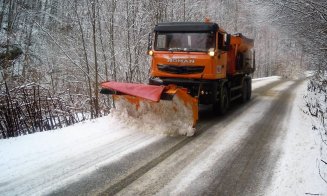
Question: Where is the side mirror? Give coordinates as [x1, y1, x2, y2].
[224, 34, 231, 51]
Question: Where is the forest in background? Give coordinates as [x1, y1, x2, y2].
[0, 0, 325, 144]
[0, 0, 326, 184]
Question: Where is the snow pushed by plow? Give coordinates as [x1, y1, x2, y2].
[110, 95, 195, 136]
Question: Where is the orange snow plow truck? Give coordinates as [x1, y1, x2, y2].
[100, 21, 255, 129]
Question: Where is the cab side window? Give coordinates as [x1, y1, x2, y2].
[218, 33, 223, 50]
[218, 32, 230, 51]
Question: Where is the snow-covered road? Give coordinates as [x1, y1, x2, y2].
[0, 77, 326, 195]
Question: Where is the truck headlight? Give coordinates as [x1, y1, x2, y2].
[208, 48, 215, 57]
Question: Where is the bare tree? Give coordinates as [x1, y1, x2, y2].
[3, 0, 321, 138]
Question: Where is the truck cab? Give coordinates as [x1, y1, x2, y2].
[149, 22, 229, 82]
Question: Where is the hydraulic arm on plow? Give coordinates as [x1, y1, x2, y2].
[100, 20, 255, 133]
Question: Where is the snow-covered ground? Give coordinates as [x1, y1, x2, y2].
[0, 116, 166, 195]
[252, 76, 281, 89]
[0, 77, 326, 195]
[265, 80, 327, 195]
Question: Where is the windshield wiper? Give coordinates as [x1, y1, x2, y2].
[168, 48, 185, 52]
[168, 48, 207, 52]
[183, 48, 207, 52]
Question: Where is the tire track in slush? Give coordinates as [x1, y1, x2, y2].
[205, 80, 303, 195]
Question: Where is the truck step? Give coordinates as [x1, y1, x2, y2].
[231, 85, 242, 92]
[231, 94, 242, 102]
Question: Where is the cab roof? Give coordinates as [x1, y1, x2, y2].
[154, 22, 219, 32]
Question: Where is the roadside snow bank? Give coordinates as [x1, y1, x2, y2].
[0, 116, 163, 195]
[111, 95, 195, 136]
[252, 76, 281, 82]
[252, 76, 281, 89]
[266, 81, 327, 195]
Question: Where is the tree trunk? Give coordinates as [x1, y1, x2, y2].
[74, 0, 94, 118]
[92, 0, 99, 117]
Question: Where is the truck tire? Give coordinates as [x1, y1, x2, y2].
[241, 80, 248, 103]
[213, 85, 229, 115]
[246, 79, 252, 101]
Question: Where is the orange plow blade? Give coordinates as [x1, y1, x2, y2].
[100, 82, 198, 136]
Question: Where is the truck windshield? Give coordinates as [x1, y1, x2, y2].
[155, 32, 215, 52]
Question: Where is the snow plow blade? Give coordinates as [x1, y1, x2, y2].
[100, 82, 198, 129]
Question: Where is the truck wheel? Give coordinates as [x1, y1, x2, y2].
[241, 80, 248, 103]
[214, 86, 229, 115]
[246, 79, 252, 101]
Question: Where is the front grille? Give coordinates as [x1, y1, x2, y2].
[157, 64, 204, 74]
